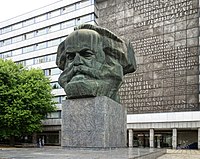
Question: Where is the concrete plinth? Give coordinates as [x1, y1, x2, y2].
[61, 96, 127, 148]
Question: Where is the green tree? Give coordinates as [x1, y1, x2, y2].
[0, 59, 55, 145]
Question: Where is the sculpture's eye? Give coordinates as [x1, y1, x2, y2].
[80, 50, 94, 59]
[67, 53, 76, 61]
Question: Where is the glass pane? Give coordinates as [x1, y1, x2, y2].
[51, 68, 61, 75]
[23, 45, 34, 53]
[3, 39, 12, 45]
[26, 32, 35, 39]
[44, 69, 51, 76]
[35, 28, 47, 36]
[61, 4, 75, 14]
[35, 14, 47, 23]
[48, 9, 60, 19]
[23, 18, 35, 26]
[2, 26, 12, 34]
[12, 36, 23, 43]
[35, 42, 47, 50]
[48, 24, 60, 33]
[80, 14, 92, 23]
[26, 59, 34, 66]
[47, 38, 61, 47]
[80, 0, 91, 8]
[12, 49, 22, 56]
[61, 20, 75, 29]
[12, 23, 23, 30]
[2, 52, 12, 58]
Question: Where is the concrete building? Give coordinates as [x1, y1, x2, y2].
[96, 0, 200, 149]
[0, 0, 97, 145]
[1, 0, 200, 149]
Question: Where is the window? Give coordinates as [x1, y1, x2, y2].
[48, 24, 60, 33]
[61, 4, 75, 14]
[16, 61, 26, 66]
[26, 59, 34, 66]
[3, 39, 12, 46]
[23, 45, 34, 53]
[0, 41, 3, 47]
[48, 9, 60, 19]
[2, 26, 12, 34]
[35, 56, 46, 64]
[47, 38, 61, 47]
[80, 0, 92, 8]
[76, 2, 80, 9]
[52, 96, 65, 104]
[35, 42, 47, 50]
[23, 18, 35, 26]
[35, 28, 47, 36]
[12, 49, 22, 56]
[12, 35, 23, 43]
[45, 54, 56, 62]
[51, 68, 61, 75]
[26, 32, 34, 39]
[2, 51, 12, 58]
[46, 111, 61, 119]
[61, 19, 75, 29]
[44, 69, 51, 76]
[35, 14, 47, 23]
[12, 22, 22, 30]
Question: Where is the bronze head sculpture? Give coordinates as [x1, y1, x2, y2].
[56, 24, 136, 102]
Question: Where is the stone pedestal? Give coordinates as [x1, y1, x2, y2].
[61, 96, 127, 148]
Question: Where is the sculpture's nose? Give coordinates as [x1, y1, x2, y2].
[73, 53, 83, 66]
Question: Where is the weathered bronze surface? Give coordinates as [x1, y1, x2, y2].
[56, 24, 136, 102]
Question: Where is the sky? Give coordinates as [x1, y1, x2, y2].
[0, 0, 61, 22]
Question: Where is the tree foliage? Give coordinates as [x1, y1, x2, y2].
[0, 59, 55, 138]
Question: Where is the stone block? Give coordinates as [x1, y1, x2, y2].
[61, 96, 127, 148]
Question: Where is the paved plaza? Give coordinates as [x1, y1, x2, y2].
[1, 147, 200, 159]
[0, 147, 164, 159]
[158, 149, 200, 159]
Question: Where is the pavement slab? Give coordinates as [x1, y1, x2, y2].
[0, 147, 164, 159]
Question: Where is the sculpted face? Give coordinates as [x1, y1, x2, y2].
[60, 29, 104, 84]
[56, 24, 136, 102]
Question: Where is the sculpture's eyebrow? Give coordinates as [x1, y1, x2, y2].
[64, 47, 95, 54]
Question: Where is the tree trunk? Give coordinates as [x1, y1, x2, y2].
[9, 136, 15, 146]
[32, 132, 37, 147]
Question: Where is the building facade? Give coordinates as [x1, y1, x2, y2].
[0, 0, 97, 145]
[96, 0, 200, 149]
[0, 0, 200, 149]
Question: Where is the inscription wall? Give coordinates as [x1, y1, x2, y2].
[96, 0, 199, 114]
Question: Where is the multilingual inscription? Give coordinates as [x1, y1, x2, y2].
[97, 0, 199, 114]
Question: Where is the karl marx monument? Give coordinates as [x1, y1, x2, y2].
[56, 24, 136, 148]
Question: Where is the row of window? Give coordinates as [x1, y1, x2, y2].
[17, 54, 57, 67]
[0, 0, 94, 35]
[0, 13, 95, 47]
[44, 67, 62, 76]
[0, 37, 65, 59]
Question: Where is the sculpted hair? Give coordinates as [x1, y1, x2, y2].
[56, 24, 136, 74]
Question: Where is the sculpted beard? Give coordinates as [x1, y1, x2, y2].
[58, 64, 102, 88]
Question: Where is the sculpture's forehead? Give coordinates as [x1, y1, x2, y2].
[64, 29, 102, 51]
[66, 29, 101, 42]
